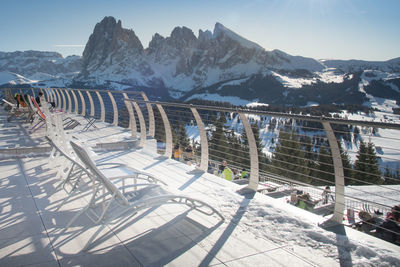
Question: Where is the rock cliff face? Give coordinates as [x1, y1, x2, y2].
[81, 17, 144, 76]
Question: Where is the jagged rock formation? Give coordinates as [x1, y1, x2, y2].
[76, 17, 326, 94]
[80, 17, 145, 77]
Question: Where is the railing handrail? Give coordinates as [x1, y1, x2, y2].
[124, 99, 400, 130]
[0, 87, 143, 95]
[3, 87, 399, 130]
[3, 87, 399, 229]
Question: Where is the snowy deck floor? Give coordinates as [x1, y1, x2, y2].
[0, 109, 399, 266]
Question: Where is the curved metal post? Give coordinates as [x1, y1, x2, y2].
[50, 88, 56, 104]
[70, 90, 79, 114]
[322, 121, 345, 224]
[108, 91, 118, 126]
[132, 100, 147, 147]
[59, 89, 67, 111]
[190, 107, 209, 172]
[122, 93, 137, 136]
[45, 88, 52, 103]
[141, 92, 155, 138]
[65, 89, 72, 113]
[54, 88, 61, 109]
[95, 91, 105, 122]
[39, 88, 45, 101]
[156, 103, 173, 158]
[46, 88, 53, 105]
[86, 91, 95, 117]
[239, 112, 259, 191]
[77, 90, 86, 116]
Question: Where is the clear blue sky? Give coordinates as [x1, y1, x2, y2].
[1, 0, 399, 61]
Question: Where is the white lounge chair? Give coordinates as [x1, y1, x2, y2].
[30, 96, 80, 133]
[46, 136, 166, 211]
[82, 108, 97, 131]
[2, 98, 30, 122]
[68, 140, 224, 250]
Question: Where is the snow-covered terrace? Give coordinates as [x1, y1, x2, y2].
[1, 104, 399, 266]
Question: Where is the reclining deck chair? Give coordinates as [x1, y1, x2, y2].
[2, 98, 30, 122]
[21, 95, 36, 123]
[68, 140, 224, 250]
[45, 136, 166, 209]
[30, 96, 80, 133]
[82, 108, 97, 131]
[29, 96, 47, 132]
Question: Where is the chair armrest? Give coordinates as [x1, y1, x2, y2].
[96, 162, 167, 185]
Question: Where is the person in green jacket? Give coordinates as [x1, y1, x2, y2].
[295, 193, 316, 211]
[219, 160, 234, 181]
[240, 169, 249, 179]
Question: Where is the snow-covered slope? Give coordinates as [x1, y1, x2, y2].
[0, 71, 35, 85]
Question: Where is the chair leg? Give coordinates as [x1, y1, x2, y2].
[82, 223, 107, 251]
[66, 205, 90, 228]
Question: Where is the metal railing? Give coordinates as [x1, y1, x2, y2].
[2, 87, 400, 244]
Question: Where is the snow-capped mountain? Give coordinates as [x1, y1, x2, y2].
[1, 16, 399, 107]
[0, 51, 82, 85]
[75, 17, 326, 95]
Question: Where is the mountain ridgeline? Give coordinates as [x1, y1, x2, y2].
[1, 16, 400, 107]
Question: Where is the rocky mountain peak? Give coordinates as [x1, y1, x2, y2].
[81, 16, 143, 74]
[148, 33, 165, 53]
[212, 22, 264, 51]
[168, 26, 197, 49]
[212, 22, 227, 38]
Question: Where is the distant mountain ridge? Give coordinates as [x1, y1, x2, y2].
[1, 16, 399, 107]
[0, 51, 81, 81]
[76, 17, 327, 94]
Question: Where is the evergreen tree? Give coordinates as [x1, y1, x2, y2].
[153, 106, 166, 143]
[354, 140, 382, 184]
[209, 113, 228, 162]
[353, 126, 360, 143]
[315, 146, 335, 185]
[383, 165, 395, 185]
[339, 142, 354, 185]
[311, 140, 354, 186]
[302, 136, 316, 161]
[303, 136, 318, 184]
[268, 129, 311, 183]
[176, 123, 190, 148]
[252, 124, 269, 172]
[227, 129, 241, 165]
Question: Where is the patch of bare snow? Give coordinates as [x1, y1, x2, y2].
[271, 71, 314, 88]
